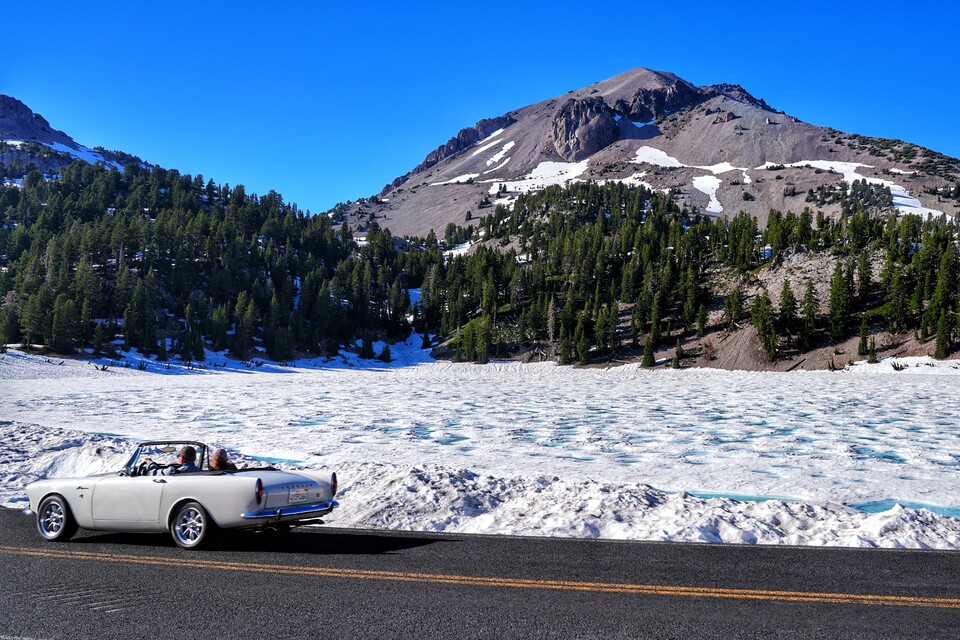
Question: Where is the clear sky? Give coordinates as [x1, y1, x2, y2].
[4, 1, 958, 214]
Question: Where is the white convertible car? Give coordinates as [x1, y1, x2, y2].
[25, 441, 338, 549]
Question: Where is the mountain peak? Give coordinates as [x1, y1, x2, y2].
[348, 66, 958, 237]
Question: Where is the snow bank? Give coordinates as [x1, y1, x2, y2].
[4, 422, 959, 549]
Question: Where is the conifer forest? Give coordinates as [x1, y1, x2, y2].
[1, 161, 958, 366]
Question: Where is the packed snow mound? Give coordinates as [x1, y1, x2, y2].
[330, 460, 960, 548]
[0, 423, 130, 505]
[4, 423, 960, 550]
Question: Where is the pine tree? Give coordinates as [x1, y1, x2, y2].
[778, 280, 798, 339]
[929, 243, 958, 322]
[607, 302, 620, 353]
[799, 279, 818, 351]
[558, 324, 571, 365]
[856, 251, 871, 302]
[594, 306, 610, 354]
[92, 322, 107, 355]
[51, 295, 78, 353]
[575, 313, 590, 365]
[360, 334, 375, 359]
[642, 333, 655, 367]
[884, 270, 908, 333]
[21, 286, 53, 346]
[857, 319, 869, 356]
[829, 262, 851, 340]
[0, 304, 18, 347]
[649, 295, 662, 347]
[724, 286, 743, 330]
[377, 343, 392, 363]
[751, 290, 777, 361]
[935, 312, 951, 359]
[235, 292, 259, 359]
[696, 303, 707, 338]
[475, 316, 491, 364]
[672, 338, 683, 369]
[211, 304, 230, 351]
[868, 337, 878, 363]
[80, 298, 93, 345]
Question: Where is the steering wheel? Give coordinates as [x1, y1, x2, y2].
[133, 461, 152, 477]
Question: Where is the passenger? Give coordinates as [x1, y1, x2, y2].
[210, 447, 238, 472]
[144, 446, 201, 476]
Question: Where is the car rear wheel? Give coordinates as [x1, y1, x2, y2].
[170, 501, 216, 549]
[37, 495, 79, 542]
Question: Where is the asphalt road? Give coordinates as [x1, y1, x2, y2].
[1, 507, 958, 639]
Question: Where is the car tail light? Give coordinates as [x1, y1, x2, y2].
[330, 472, 338, 497]
[255, 478, 264, 506]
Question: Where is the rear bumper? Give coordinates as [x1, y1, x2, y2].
[241, 500, 338, 522]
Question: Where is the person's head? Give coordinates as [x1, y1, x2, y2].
[211, 447, 229, 468]
[177, 446, 197, 464]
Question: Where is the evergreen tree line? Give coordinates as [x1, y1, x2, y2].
[2, 162, 960, 366]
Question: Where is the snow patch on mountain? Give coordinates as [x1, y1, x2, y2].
[757, 160, 943, 217]
[432, 173, 480, 186]
[46, 142, 123, 171]
[484, 158, 512, 175]
[633, 146, 687, 168]
[488, 160, 591, 195]
[471, 132, 506, 157]
[693, 175, 723, 213]
[486, 141, 515, 167]
[596, 172, 656, 191]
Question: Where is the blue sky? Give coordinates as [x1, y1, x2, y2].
[4, 1, 958, 214]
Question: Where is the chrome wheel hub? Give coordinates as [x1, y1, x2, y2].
[174, 508, 203, 544]
[40, 502, 64, 535]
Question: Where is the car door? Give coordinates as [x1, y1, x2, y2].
[91, 475, 167, 530]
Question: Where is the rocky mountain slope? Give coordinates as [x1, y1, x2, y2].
[344, 67, 960, 238]
[0, 95, 141, 176]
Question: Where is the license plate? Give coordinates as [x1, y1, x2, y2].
[288, 487, 309, 504]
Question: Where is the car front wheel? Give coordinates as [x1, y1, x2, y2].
[37, 495, 79, 542]
[170, 501, 216, 549]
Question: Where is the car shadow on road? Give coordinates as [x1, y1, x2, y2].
[70, 526, 446, 555]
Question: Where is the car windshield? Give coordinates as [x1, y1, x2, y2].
[128, 443, 205, 471]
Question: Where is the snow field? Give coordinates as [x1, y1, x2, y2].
[2, 348, 960, 549]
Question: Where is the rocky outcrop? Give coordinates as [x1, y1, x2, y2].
[705, 84, 775, 112]
[712, 111, 738, 124]
[0, 95, 73, 146]
[609, 80, 706, 122]
[383, 115, 517, 194]
[552, 97, 620, 162]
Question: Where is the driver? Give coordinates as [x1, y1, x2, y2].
[144, 446, 201, 476]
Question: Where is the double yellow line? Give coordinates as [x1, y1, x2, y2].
[2, 544, 958, 609]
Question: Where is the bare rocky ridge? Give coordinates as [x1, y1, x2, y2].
[0, 95, 75, 146]
[345, 67, 960, 238]
[0, 95, 143, 175]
